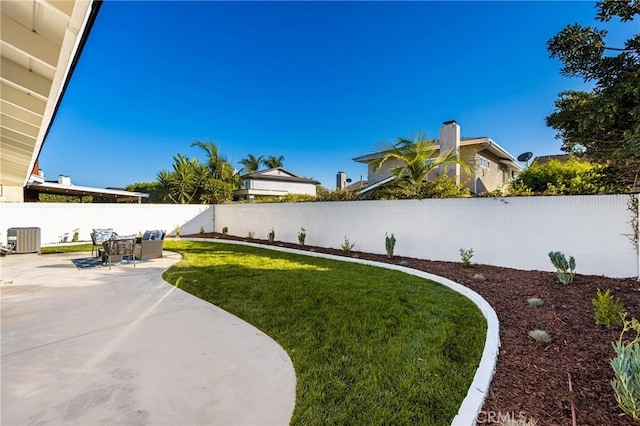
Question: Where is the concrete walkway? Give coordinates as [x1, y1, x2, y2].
[1, 251, 296, 426]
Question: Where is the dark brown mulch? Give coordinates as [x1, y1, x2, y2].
[185, 233, 640, 425]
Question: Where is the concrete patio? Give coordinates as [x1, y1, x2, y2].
[1, 251, 296, 425]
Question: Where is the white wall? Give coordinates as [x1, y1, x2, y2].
[213, 194, 639, 278]
[2, 195, 637, 278]
[0, 204, 214, 244]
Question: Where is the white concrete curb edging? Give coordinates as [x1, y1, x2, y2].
[184, 238, 500, 426]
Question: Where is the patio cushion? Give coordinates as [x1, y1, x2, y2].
[142, 230, 164, 241]
[92, 228, 114, 244]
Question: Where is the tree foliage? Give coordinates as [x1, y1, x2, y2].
[264, 155, 285, 169]
[126, 181, 166, 203]
[238, 154, 265, 174]
[369, 133, 473, 199]
[510, 158, 611, 195]
[156, 140, 240, 204]
[546, 0, 640, 189]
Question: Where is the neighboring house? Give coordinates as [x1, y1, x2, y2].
[335, 171, 368, 192]
[234, 168, 320, 201]
[353, 121, 522, 195]
[531, 154, 570, 165]
[24, 164, 149, 203]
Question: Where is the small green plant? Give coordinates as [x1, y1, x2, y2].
[459, 248, 474, 267]
[298, 227, 306, 245]
[174, 225, 180, 237]
[592, 288, 625, 329]
[528, 329, 552, 343]
[610, 313, 640, 421]
[341, 237, 355, 254]
[527, 297, 544, 307]
[385, 233, 396, 258]
[71, 228, 79, 242]
[548, 251, 576, 285]
[199, 226, 205, 234]
[247, 231, 255, 239]
[222, 226, 228, 235]
[268, 228, 275, 242]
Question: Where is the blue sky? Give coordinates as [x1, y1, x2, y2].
[40, 1, 636, 190]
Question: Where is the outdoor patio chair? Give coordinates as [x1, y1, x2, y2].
[102, 236, 136, 270]
[91, 228, 115, 257]
[134, 230, 164, 260]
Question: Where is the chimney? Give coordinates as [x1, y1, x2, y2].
[439, 120, 461, 184]
[336, 171, 346, 190]
[58, 175, 71, 186]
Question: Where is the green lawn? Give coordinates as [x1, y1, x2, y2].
[41, 243, 94, 254]
[163, 240, 486, 425]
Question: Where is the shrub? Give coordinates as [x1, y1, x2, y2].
[528, 297, 544, 307]
[341, 237, 355, 254]
[459, 248, 474, 267]
[548, 251, 576, 285]
[385, 233, 396, 258]
[420, 173, 472, 199]
[71, 228, 79, 242]
[199, 226, 205, 234]
[298, 227, 306, 245]
[174, 225, 180, 237]
[509, 158, 609, 195]
[222, 226, 228, 235]
[610, 314, 640, 421]
[247, 231, 255, 239]
[592, 288, 625, 329]
[316, 188, 360, 201]
[268, 228, 275, 242]
[528, 329, 552, 343]
[256, 193, 317, 203]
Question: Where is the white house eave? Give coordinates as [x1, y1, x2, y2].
[0, 0, 98, 188]
[357, 175, 396, 195]
[26, 179, 149, 199]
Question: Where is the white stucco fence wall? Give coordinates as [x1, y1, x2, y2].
[1, 194, 637, 277]
[0, 204, 214, 245]
[213, 194, 638, 278]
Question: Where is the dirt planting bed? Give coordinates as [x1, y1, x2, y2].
[187, 233, 640, 425]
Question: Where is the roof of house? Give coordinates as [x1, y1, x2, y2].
[240, 168, 320, 185]
[345, 180, 368, 192]
[532, 154, 571, 165]
[352, 137, 521, 171]
[25, 178, 149, 202]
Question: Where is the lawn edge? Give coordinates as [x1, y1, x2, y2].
[183, 237, 500, 426]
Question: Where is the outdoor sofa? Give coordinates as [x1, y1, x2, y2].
[134, 230, 164, 260]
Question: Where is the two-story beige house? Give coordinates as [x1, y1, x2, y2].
[353, 121, 521, 195]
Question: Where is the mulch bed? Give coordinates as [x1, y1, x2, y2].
[185, 233, 640, 425]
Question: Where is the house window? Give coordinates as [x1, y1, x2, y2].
[480, 158, 490, 169]
[244, 180, 251, 189]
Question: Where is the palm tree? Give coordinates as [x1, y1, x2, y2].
[264, 155, 285, 169]
[239, 154, 265, 174]
[191, 139, 236, 182]
[156, 154, 209, 204]
[370, 133, 473, 198]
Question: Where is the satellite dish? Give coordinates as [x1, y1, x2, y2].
[517, 152, 533, 162]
